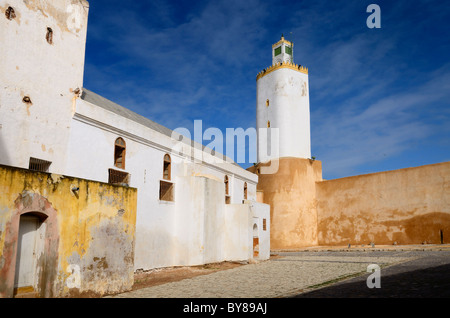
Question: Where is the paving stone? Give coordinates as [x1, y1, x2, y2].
[105, 247, 450, 298]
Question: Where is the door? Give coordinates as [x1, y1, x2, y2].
[14, 215, 40, 293]
[253, 224, 259, 258]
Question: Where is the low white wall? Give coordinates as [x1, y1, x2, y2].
[173, 175, 272, 266]
[174, 175, 225, 266]
[246, 200, 271, 260]
[224, 204, 253, 261]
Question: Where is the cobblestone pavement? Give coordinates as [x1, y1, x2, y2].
[293, 249, 450, 298]
[107, 245, 450, 298]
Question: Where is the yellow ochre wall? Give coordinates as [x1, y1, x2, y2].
[0, 164, 137, 298]
[316, 161, 450, 246]
[249, 158, 323, 249]
[251, 159, 449, 250]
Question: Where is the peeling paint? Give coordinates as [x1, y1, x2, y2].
[48, 173, 64, 184]
[0, 164, 137, 298]
[22, 0, 88, 34]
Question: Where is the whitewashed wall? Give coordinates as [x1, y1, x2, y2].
[247, 201, 271, 260]
[256, 67, 311, 162]
[66, 97, 266, 270]
[0, 0, 89, 172]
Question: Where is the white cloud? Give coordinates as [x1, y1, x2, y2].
[83, 1, 450, 173]
[312, 64, 450, 178]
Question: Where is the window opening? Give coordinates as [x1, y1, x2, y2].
[108, 168, 129, 185]
[46, 27, 53, 44]
[163, 154, 171, 180]
[285, 46, 292, 55]
[29, 157, 51, 172]
[5, 6, 16, 20]
[274, 46, 281, 56]
[225, 175, 230, 204]
[159, 180, 174, 202]
[108, 169, 130, 186]
[114, 137, 126, 169]
[224, 175, 229, 195]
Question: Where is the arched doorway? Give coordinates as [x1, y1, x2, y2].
[13, 213, 46, 297]
[253, 224, 259, 258]
[0, 192, 59, 298]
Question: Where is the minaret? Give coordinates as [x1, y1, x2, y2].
[256, 35, 311, 163]
[251, 36, 321, 250]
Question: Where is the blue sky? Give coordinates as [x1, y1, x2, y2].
[83, 0, 450, 180]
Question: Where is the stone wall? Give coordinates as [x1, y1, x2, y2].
[316, 162, 450, 246]
[250, 158, 323, 249]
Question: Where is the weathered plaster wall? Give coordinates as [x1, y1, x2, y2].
[0, 164, 137, 298]
[70, 97, 261, 271]
[0, 0, 89, 172]
[223, 203, 253, 261]
[245, 200, 271, 260]
[256, 67, 311, 162]
[174, 175, 225, 266]
[316, 162, 450, 245]
[249, 158, 322, 249]
[173, 175, 270, 266]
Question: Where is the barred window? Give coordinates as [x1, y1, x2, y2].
[108, 168, 130, 185]
[29, 157, 51, 172]
[160, 180, 174, 202]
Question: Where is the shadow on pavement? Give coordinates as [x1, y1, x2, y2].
[292, 262, 450, 298]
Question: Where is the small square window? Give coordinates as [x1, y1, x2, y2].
[108, 168, 130, 185]
[160, 180, 174, 202]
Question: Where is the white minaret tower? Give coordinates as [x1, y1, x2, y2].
[256, 35, 311, 163]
